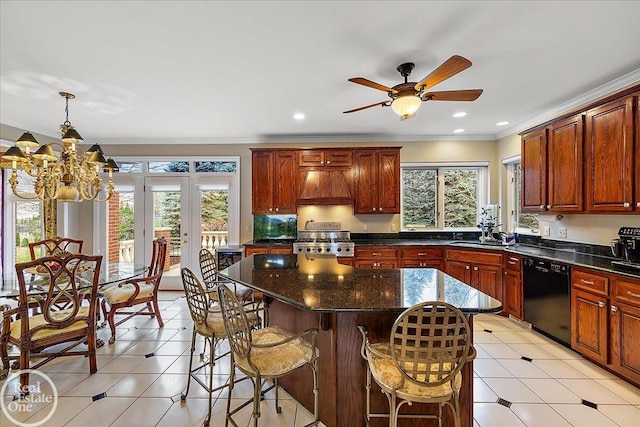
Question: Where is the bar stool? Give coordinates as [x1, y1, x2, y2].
[358, 301, 476, 427]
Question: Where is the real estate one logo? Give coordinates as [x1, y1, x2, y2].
[0, 369, 58, 427]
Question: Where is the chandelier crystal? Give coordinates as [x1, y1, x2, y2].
[2, 92, 118, 202]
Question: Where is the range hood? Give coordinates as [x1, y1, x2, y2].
[297, 169, 353, 206]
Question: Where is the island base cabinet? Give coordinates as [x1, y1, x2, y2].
[571, 288, 608, 365]
[266, 298, 474, 427]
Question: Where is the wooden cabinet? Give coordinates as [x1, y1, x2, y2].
[635, 94, 640, 210]
[354, 148, 400, 214]
[245, 245, 293, 256]
[585, 95, 635, 212]
[251, 150, 297, 214]
[399, 246, 443, 269]
[610, 276, 640, 384]
[521, 114, 584, 213]
[336, 257, 354, 266]
[548, 114, 584, 211]
[298, 149, 353, 167]
[445, 249, 503, 301]
[572, 286, 609, 364]
[521, 128, 547, 212]
[354, 246, 398, 269]
[503, 254, 523, 319]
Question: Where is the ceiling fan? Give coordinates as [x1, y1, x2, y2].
[344, 55, 483, 120]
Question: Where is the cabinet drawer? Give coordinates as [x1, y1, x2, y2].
[572, 268, 609, 296]
[612, 277, 640, 308]
[400, 247, 443, 258]
[355, 247, 398, 259]
[504, 255, 522, 271]
[446, 249, 502, 265]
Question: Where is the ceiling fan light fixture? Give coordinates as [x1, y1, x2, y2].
[391, 95, 421, 118]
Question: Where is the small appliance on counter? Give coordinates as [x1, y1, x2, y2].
[477, 204, 501, 244]
[293, 221, 355, 257]
[215, 245, 244, 270]
[611, 227, 640, 270]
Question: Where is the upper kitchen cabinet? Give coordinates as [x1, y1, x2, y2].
[585, 95, 635, 212]
[521, 128, 548, 212]
[298, 149, 353, 167]
[297, 149, 354, 205]
[636, 95, 640, 210]
[354, 148, 401, 214]
[251, 149, 298, 214]
[548, 114, 584, 212]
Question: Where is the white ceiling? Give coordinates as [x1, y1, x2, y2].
[1, 1, 639, 146]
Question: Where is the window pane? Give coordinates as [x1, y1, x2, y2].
[515, 163, 539, 231]
[402, 169, 436, 228]
[117, 161, 143, 173]
[195, 161, 237, 173]
[444, 169, 478, 228]
[148, 161, 189, 173]
[200, 189, 229, 249]
[15, 200, 42, 262]
[108, 191, 135, 263]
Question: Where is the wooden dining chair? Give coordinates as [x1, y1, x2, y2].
[28, 237, 84, 260]
[358, 301, 476, 427]
[0, 253, 103, 389]
[101, 237, 167, 344]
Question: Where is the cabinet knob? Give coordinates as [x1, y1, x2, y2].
[326, 161, 331, 165]
[379, 208, 382, 212]
[465, 265, 470, 270]
[372, 208, 376, 212]
[269, 208, 273, 212]
[611, 305, 618, 312]
[275, 207, 279, 212]
[320, 161, 324, 165]
[637, 202, 640, 208]
[473, 266, 479, 271]
[624, 202, 630, 208]
[540, 205, 544, 209]
[598, 301, 605, 308]
[547, 205, 551, 209]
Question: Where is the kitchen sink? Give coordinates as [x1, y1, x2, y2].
[449, 240, 504, 247]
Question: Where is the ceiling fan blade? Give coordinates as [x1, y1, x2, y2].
[348, 77, 398, 94]
[422, 89, 483, 101]
[414, 55, 472, 91]
[343, 100, 391, 114]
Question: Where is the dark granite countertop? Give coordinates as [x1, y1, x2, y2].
[218, 254, 503, 314]
[242, 238, 639, 280]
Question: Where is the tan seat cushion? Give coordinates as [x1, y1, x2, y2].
[194, 311, 261, 338]
[234, 326, 316, 377]
[366, 342, 461, 402]
[103, 283, 155, 304]
[10, 307, 91, 341]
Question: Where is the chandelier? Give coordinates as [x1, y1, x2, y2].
[2, 92, 118, 202]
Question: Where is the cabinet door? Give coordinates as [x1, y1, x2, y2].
[585, 96, 634, 212]
[571, 288, 608, 364]
[610, 302, 640, 384]
[504, 269, 523, 319]
[269, 247, 293, 254]
[378, 149, 400, 214]
[325, 150, 353, 167]
[337, 257, 354, 266]
[273, 151, 298, 213]
[548, 114, 584, 211]
[446, 260, 471, 285]
[245, 246, 269, 256]
[474, 263, 502, 301]
[252, 151, 274, 214]
[635, 94, 640, 211]
[521, 128, 548, 212]
[354, 150, 378, 213]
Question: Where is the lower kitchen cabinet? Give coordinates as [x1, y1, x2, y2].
[571, 287, 609, 365]
[503, 254, 523, 319]
[446, 249, 503, 302]
[354, 246, 398, 269]
[399, 246, 443, 270]
[336, 257, 354, 266]
[610, 277, 640, 385]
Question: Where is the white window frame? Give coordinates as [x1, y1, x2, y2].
[401, 162, 490, 231]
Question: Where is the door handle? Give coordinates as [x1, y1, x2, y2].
[598, 301, 605, 308]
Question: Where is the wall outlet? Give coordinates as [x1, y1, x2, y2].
[543, 226, 550, 236]
[363, 224, 368, 231]
[558, 227, 567, 238]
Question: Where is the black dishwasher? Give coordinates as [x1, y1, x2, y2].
[523, 257, 571, 347]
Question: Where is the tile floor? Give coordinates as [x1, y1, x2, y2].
[1, 291, 639, 427]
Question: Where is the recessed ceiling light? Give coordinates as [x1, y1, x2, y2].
[496, 121, 509, 126]
[453, 129, 465, 133]
[293, 113, 305, 120]
[453, 112, 467, 118]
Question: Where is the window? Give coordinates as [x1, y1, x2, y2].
[514, 162, 539, 232]
[401, 164, 488, 230]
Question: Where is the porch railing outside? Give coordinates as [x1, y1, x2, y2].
[118, 231, 228, 263]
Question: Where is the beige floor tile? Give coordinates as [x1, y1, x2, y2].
[110, 396, 173, 426]
[482, 378, 544, 403]
[509, 403, 573, 427]
[497, 359, 551, 379]
[479, 343, 523, 359]
[140, 373, 190, 398]
[549, 403, 619, 427]
[98, 355, 145, 374]
[64, 396, 136, 427]
[518, 378, 581, 404]
[597, 404, 640, 427]
[474, 358, 515, 378]
[474, 402, 527, 427]
[556, 379, 631, 405]
[65, 373, 126, 397]
[129, 354, 180, 374]
[474, 377, 499, 402]
[492, 330, 533, 344]
[531, 359, 587, 379]
[507, 343, 556, 359]
[24, 396, 92, 427]
[107, 373, 161, 397]
[594, 378, 640, 404]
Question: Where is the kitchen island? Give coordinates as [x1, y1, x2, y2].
[219, 254, 502, 427]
